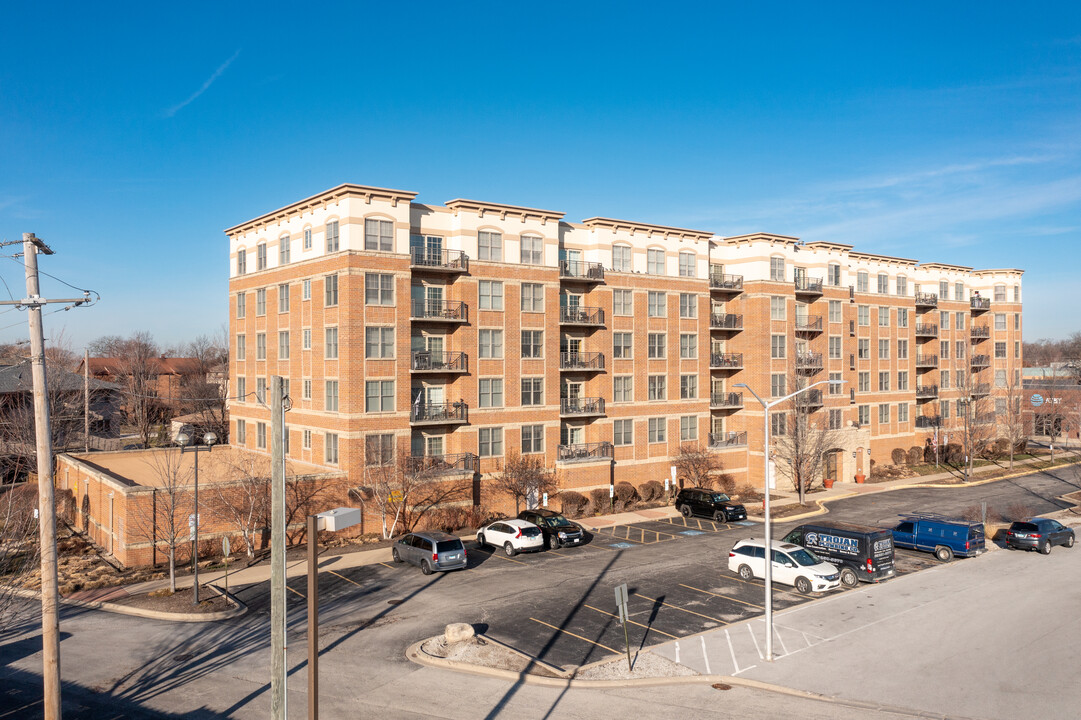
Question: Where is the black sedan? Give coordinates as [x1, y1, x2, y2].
[1005, 518, 1075, 554]
[517, 509, 584, 549]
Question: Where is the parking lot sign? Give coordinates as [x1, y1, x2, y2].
[614, 583, 631, 670]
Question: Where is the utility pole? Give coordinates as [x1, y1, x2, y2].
[270, 376, 286, 720]
[84, 348, 89, 452]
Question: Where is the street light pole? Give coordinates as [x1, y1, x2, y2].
[735, 378, 843, 662]
[177, 430, 217, 604]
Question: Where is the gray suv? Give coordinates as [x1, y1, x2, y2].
[392, 531, 467, 575]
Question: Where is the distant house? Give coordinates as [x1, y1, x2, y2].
[77, 356, 206, 413]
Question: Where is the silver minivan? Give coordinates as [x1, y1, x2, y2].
[392, 531, 467, 575]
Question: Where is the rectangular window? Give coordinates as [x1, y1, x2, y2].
[479, 378, 504, 408]
[256, 378, 267, 404]
[521, 424, 544, 453]
[879, 371, 890, 391]
[365, 434, 394, 466]
[613, 289, 633, 315]
[648, 333, 666, 359]
[995, 342, 1007, 359]
[257, 243, 267, 271]
[942, 403, 950, 420]
[771, 334, 786, 359]
[325, 380, 339, 412]
[256, 333, 266, 360]
[858, 405, 870, 425]
[879, 339, 889, 360]
[828, 300, 842, 323]
[770, 296, 786, 320]
[878, 307, 889, 327]
[302, 329, 311, 351]
[828, 336, 842, 359]
[828, 263, 841, 286]
[237, 249, 247, 275]
[614, 419, 633, 445]
[647, 291, 667, 317]
[954, 312, 965, 330]
[235, 376, 246, 402]
[679, 293, 697, 318]
[612, 245, 631, 272]
[279, 235, 291, 265]
[858, 371, 870, 392]
[521, 330, 543, 359]
[326, 221, 340, 252]
[519, 235, 542, 265]
[858, 338, 869, 359]
[941, 370, 950, 389]
[237, 292, 246, 318]
[479, 427, 503, 457]
[898, 371, 909, 390]
[771, 373, 786, 397]
[256, 288, 266, 316]
[995, 313, 1006, 331]
[858, 306, 869, 326]
[954, 282, 964, 301]
[325, 433, 339, 464]
[325, 327, 339, 359]
[879, 404, 890, 424]
[325, 274, 339, 306]
[994, 284, 1006, 302]
[647, 249, 665, 275]
[614, 376, 633, 402]
[940, 311, 950, 330]
[278, 331, 290, 360]
[613, 332, 632, 359]
[303, 228, 312, 250]
[364, 380, 394, 412]
[897, 308, 908, 328]
[303, 429, 312, 449]
[896, 276, 907, 296]
[648, 375, 667, 400]
[479, 280, 504, 310]
[365, 327, 394, 358]
[857, 271, 868, 293]
[679, 334, 697, 359]
[521, 283, 544, 312]
[302, 279, 311, 301]
[898, 403, 909, 422]
[956, 340, 965, 359]
[771, 412, 787, 436]
[995, 369, 1007, 388]
[1014, 341, 1020, 359]
[680, 374, 697, 399]
[829, 409, 843, 429]
[877, 273, 889, 294]
[277, 283, 290, 313]
[479, 329, 504, 358]
[680, 415, 697, 441]
[939, 280, 949, 300]
[235, 418, 247, 444]
[478, 231, 502, 261]
[256, 422, 267, 449]
[940, 340, 949, 360]
[521, 378, 543, 406]
[770, 257, 785, 282]
[897, 339, 908, 359]
[303, 379, 312, 400]
[678, 251, 695, 277]
[1014, 313, 1020, 330]
[236, 335, 246, 361]
[829, 372, 843, 395]
[648, 417, 666, 443]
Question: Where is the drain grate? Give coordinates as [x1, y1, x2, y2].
[386, 599, 404, 605]
[711, 683, 732, 691]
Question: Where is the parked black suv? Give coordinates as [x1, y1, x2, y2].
[517, 509, 584, 549]
[674, 487, 747, 523]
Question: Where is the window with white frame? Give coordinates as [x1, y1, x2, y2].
[679, 293, 697, 318]
[897, 308, 908, 328]
[955, 282, 964, 300]
[324, 274, 339, 306]
[679, 334, 697, 359]
[940, 311, 950, 330]
[614, 376, 633, 402]
[521, 283, 544, 312]
[479, 329, 503, 358]
[680, 415, 697, 441]
[236, 292, 246, 318]
[771, 373, 786, 396]
[237, 249, 247, 275]
[521, 330, 543, 358]
[858, 338, 869, 359]
[277, 283, 290, 313]
[478, 231, 502, 261]
[858, 371, 870, 392]
[858, 305, 869, 326]
[829, 372, 843, 394]
[828, 263, 841, 286]
[771, 334, 786, 359]
[303, 379, 312, 400]
[995, 342, 1007, 358]
[325, 433, 339, 464]
[857, 271, 868, 292]
[520, 235, 543, 265]
[479, 378, 504, 408]
[829, 409, 843, 429]
[770, 257, 785, 282]
[613, 418, 633, 445]
[939, 280, 949, 300]
[828, 336, 841, 359]
[941, 370, 950, 389]
[770, 296, 786, 320]
[279, 235, 291, 265]
[278, 331, 290, 360]
[878, 371, 889, 391]
[879, 339, 889, 359]
[898, 370, 909, 390]
[302, 329, 311, 351]
[829, 300, 842, 323]
[236, 335, 246, 361]
[303, 429, 312, 449]
[361, 218, 393, 251]
[648, 417, 666, 443]
[898, 403, 909, 422]
[878, 307, 889, 326]
[257, 377, 267, 403]
[235, 376, 246, 402]
[879, 404, 889, 424]
[325, 221, 340, 253]
[365, 435, 394, 466]
[613, 332, 632, 359]
[302, 279, 311, 300]
[896, 275, 907, 296]
[995, 369, 1007, 387]
[479, 280, 504, 310]
[678, 252, 695, 277]
[303, 228, 312, 250]
[257, 422, 267, 449]
[479, 427, 503, 456]
[365, 327, 394, 358]
[325, 380, 339, 412]
[956, 340, 965, 359]
[256, 333, 266, 360]
[521, 378, 543, 406]
[647, 249, 665, 275]
[857, 405, 870, 425]
[256, 288, 267, 316]
[648, 333, 666, 358]
[648, 375, 666, 400]
[940, 340, 949, 359]
[994, 284, 1006, 301]
[521, 425, 544, 453]
[1013, 284, 1020, 302]
[612, 245, 631, 272]
[647, 291, 666, 317]
[955, 312, 965, 330]
[325, 327, 338, 359]
[680, 375, 697, 399]
[994, 313, 1006, 331]
[364, 380, 394, 412]
[877, 273, 889, 294]
[771, 412, 787, 436]
[613, 289, 634, 315]
[257, 242, 267, 270]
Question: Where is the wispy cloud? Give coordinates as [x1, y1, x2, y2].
[165, 50, 241, 118]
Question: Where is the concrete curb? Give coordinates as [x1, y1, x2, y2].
[14, 583, 247, 623]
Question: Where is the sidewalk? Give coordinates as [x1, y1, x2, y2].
[107, 451, 1076, 601]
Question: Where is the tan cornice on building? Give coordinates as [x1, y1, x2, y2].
[722, 232, 801, 246]
[919, 261, 974, 272]
[225, 183, 419, 237]
[580, 217, 713, 242]
[803, 241, 854, 252]
[848, 250, 919, 267]
[972, 268, 1025, 276]
[444, 198, 565, 224]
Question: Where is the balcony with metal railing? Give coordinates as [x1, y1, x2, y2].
[970, 354, 990, 369]
[796, 351, 824, 373]
[710, 391, 743, 410]
[794, 277, 824, 296]
[409, 401, 468, 426]
[559, 397, 605, 418]
[410, 299, 468, 323]
[708, 431, 748, 448]
[795, 315, 823, 334]
[710, 313, 743, 331]
[970, 297, 991, 313]
[405, 452, 477, 475]
[559, 306, 605, 327]
[915, 292, 938, 308]
[970, 383, 991, 397]
[969, 325, 990, 340]
[915, 415, 941, 429]
[915, 384, 938, 400]
[559, 259, 605, 282]
[709, 272, 744, 293]
[557, 441, 614, 463]
[915, 323, 938, 337]
[974, 412, 995, 425]
[559, 351, 605, 372]
[915, 354, 938, 369]
[710, 352, 743, 370]
[410, 350, 468, 374]
[410, 247, 469, 274]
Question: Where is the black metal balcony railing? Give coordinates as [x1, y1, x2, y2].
[915, 385, 939, 399]
[795, 389, 824, 408]
[970, 325, 990, 339]
[410, 247, 469, 273]
[410, 299, 468, 322]
[974, 413, 995, 425]
[915, 323, 938, 337]
[710, 313, 743, 331]
[409, 401, 468, 425]
[710, 352, 743, 369]
[915, 415, 942, 429]
[970, 383, 991, 397]
[559, 351, 605, 371]
[410, 350, 468, 373]
[970, 354, 991, 368]
[709, 273, 744, 292]
[915, 292, 938, 308]
[915, 354, 938, 368]
[405, 452, 477, 475]
[559, 259, 605, 282]
[796, 352, 824, 371]
[709, 431, 748, 448]
[970, 297, 991, 312]
[795, 315, 823, 333]
[559, 306, 605, 326]
[560, 397, 605, 417]
[794, 277, 824, 294]
[710, 391, 743, 409]
[557, 441, 614, 463]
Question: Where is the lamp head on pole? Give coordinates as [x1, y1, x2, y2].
[203, 432, 218, 447]
[176, 431, 191, 448]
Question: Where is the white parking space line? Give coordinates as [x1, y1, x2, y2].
[774, 623, 789, 656]
[747, 623, 763, 660]
[700, 636, 712, 675]
[725, 629, 740, 674]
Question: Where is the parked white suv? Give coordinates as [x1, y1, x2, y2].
[476, 518, 545, 556]
[728, 538, 841, 594]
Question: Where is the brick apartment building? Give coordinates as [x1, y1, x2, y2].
[226, 183, 1024, 507]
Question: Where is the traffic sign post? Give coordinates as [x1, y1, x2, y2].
[614, 583, 631, 671]
[222, 537, 231, 596]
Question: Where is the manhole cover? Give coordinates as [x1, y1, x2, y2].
[387, 599, 404, 605]
[173, 653, 195, 663]
[711, 683, 732, 691]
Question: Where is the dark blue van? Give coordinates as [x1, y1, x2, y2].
[891, 513, 985, 561]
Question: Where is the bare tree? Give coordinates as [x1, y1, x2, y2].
[205, 452, 270, 559]
[361, 456, 469, 539]
[953, 362, 995, 480]
[126, 450, 191, 592]
[674, 443, 728, 491]
[773, 386, 836, 505]
[89, 332, 166, 447]
[1001, 367, 1029, 469]
[0, 484, 40, 631]
[179, 334, 229, 443]
[490, 453, 559, 514]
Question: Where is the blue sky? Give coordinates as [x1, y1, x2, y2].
[1, 2, 1079, 350]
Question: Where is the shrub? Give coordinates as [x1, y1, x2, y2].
[923, 443, 935, 463]
[944, 443, 963, 464]
[908, 447, 923, 466]
[614, 482, 637, 507]
[589, 487, 610, 511]
[714, 472, 737, 493]
[962, 504, 1001, 523]
[1002, 502, 1033, 522]
[560, 491, 588, 518]
[991, 438, 1010, 458]
[891, 448, 907, 466]
[638, 480, 665, 502]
